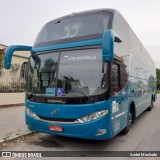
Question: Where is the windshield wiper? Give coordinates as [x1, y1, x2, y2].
[67, 90, 94, 102]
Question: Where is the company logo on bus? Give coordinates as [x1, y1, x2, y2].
[68, 56, 97, 61]
[51, 108, 60, 115]
[47, 99, 65, 104]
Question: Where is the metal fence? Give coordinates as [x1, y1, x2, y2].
[0, 63, 27, 93]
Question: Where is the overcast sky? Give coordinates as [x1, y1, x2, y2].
[0, 0, 160, 68]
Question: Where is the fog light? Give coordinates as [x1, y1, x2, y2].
[96, 129, 107, 136]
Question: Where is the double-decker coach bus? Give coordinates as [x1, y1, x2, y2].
[4, 9, 156, 140]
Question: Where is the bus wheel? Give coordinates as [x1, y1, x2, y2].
[147, 99, 154, 111]
[121, 112, 132, 135]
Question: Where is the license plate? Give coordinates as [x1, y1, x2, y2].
[49, 125, 63, 132]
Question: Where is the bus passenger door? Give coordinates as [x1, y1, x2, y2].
[111, 62, 127, 135]
[110, 62, 123, 136]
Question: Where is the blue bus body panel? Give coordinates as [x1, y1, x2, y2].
[25, 99, 113, 140]
[31, 38, 103, 53]
[102, 29, 114, 62]
[134, 93, 151, 118]
[110, 90, 130, 136]
[26, 113, 112, 140]
[25, 99, 98, 119]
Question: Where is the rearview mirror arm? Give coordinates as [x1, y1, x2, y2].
[4, 45, 32, 69]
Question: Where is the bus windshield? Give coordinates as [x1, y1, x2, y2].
[34, 14, 109, 46]
[26, 49, 108, 97]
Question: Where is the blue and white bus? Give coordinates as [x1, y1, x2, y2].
[4, 9, 156, 140]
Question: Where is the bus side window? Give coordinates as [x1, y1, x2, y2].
[120, 62, 128, 88]
[111, 63, 120, 94]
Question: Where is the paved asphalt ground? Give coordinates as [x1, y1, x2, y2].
[1, 95, 160, 160]
[0, 106, 29, 142]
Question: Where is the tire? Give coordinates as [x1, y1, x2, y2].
[121, 112, 132, 135]
[147, 99, 154, 111]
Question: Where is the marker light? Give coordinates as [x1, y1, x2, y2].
[78, 110, 108, 123]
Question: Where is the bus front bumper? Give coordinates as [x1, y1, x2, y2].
[25, 112, 113, 140]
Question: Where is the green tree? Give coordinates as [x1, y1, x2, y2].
[41, 58, 56, 72]
[0, 52, 4, 76]
[9, 63, 20, 84]
[156, 68, 160, 90]
[0, 54, 3, 63]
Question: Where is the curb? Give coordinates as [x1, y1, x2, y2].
[0, 103, 24, 108]
[0, 131, 35, 145]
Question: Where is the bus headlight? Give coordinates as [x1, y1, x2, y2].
[78, 110, 108, 123]
[25, 107, 39, 119]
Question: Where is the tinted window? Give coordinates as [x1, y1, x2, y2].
[120, 61, 128, 87]
[26, 49, 109, 97]
[34, 14, 109, 46]
[58, 49, 108, 96]
[111, 63, 120, 94]
[26, 52, 59, 93]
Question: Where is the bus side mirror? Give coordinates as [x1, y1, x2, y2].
[102, 30, 122, 62]
[102, 29, 114, 62]
[4, 45, 32, 69]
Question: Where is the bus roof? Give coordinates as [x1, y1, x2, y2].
[46, 8, 117, 25]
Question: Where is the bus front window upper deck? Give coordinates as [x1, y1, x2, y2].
[33, 14, 110, 47]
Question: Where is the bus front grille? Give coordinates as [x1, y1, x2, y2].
[38, 115, 77, 123]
